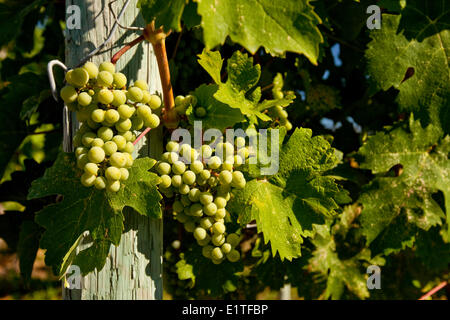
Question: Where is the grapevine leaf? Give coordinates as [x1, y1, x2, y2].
[196, 0, 323, 64]
[358, 117, 450, 246]
[137, 0, 186, 32]
[17, 220, 42, 281]
[197, 50, 223, 85]
[186, 84, 245, 132]
[27, 153, 162, 276]
[230, 128, 350, 260]
[365, 12, 450, 133]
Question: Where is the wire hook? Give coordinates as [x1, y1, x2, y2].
[47, 59, 68, 102]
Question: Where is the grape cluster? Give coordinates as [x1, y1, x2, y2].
[156, 139, 249, 264]
[60, 61, 162, 192]
[269, 74, 292, 130]
[173, 94, 206, 118]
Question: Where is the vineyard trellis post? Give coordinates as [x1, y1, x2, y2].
[62, 0, 163, 300]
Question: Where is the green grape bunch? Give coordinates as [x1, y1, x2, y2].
[155, 138, 250, 264]
[268, 73, 292, 130]
[60, 61, 162, 192]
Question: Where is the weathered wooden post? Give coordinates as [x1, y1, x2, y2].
[63, 0, 163, 300]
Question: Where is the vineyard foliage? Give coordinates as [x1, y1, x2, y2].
[0, 0, 449, 299]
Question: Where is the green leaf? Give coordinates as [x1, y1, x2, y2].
[186, 84, 245, 132]
[27, 153, 162, 276]
[230, 128, 349, 260]
[17, 220, 41, 281]
[197, 50, 223, 85]
[196, 0, 323, 64]
[358, 117, 450, 245]
[365, 12, 450, 133]
[137, 0, 186, 32]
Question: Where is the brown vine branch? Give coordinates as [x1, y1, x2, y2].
[111, 35, 145, 65]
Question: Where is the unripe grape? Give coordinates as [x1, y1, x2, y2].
[123, 142, 134, 154]
[179, 184, 190, 195]
[124, 153, 134, 168]
[110, 152, 127, 168]
[176, 212, 188, 223]
[113, 72, 127, 88]
[71, 68, 89, 87]
[219, 170, 233, 185]
[117, 104, 135, 119]
[200, 217, 214, 229]
[77, 92, 92, 106]
[172, 161, 186, 175]
[285, 121, 293, 131]
[75, 147, 88, 157]
[119, 168, 129, 181]
[112, 90, 127, 106]
[195, 107, 207, 118]
[122, 131, 134, 142]
[99, 62, 115, 73]
[166, 141, 179, 152]
[190, 161, 204, 174]
[77, 154, 89, 169]
[175, 95, 185, 105]
[81, 132, 96, 147]
[97, 127, 114, 141]
[207, 156, 221, 169]
[202, 245, 214, 259]
[94, 176, 107, 189]
[201, 145, 213, 160]
[98, 89, 114, 105]
[212, 258, 223, 265]
[173, 200, 184, 213]
[144, 114, 160, 128]
[199, 192, 213, 205]
[214, 197, 227, 209]
[197, 235, 211, 246]
[234, 155, 244, 167]
[211, 247, 224, 260]
[227, 233, 240, 247]
[97, 71, 114, 87]
[133, 80, 148, 91]
[83, 62, 98, 79]
[104, 109, 120, 124]
[131, 115, 144, 130]
[193, 227, 207, 241]
[166, 152, 178, 164]
[91, 109, 106, 123]
[157, 162, 171, 175]
[103, 141, 118, 155]
[141, 91, 151, 104]
[105, 166, 122, 181]
[159, 174, 172, 189]
[204, 203, 218, 216]
[60, 85, 78, 103]
[227, 250, 240, 262]
[221, 243, 232, 254]
[189, 203, 203, 217]
[148, 95, 162, 109]
[88, 146, 106, 163]
[222, 158, 234, 171]
[182, 170, 196, 185]
[84, 163, 99, 175]
[115, 118, 132, 132]
[127, 87, 143, 102]
[208, 176, 218, 187]
[215, 208, 227, 220]
[65, 70, 74, 85]
[171, 175, 182, 187]
[212, 222, 225, 234]
[232, 171, 246, 189]
[136, 105, 152, 118]
[188, 188, 201, 202]
[107, 180, 121, 192]
[81, 172, 96, 187]
[199, 169, 211, 180]
[112, 135, 127, 150]
[171, 240, 181, 250]
[180, 195, 191, 207]
[184, 221, 196, 233]
[236, 137, 246, 148]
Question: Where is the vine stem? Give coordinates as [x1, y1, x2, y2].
[418, 281, 447, 300]
[111, 35, 145, 65]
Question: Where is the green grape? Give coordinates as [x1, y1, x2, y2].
[200, 145, 213, 160]
[176, 212, 188, 223]
[115, 118, 132, 132]
[159, 174, 172, 189]
[166, 141, 179, 152]
[131, 115, 144, 130]
[172, 161, 186, 175]
[157, 162, 171, 175]
[113, 72, 127, 88]
[104, 109, 120, 124]
[221, 243, 232, 254]
[84, 163, 98, 175]
[98, 127, 114, 142]
[171, 175, 182, 187]
[148, 95, 162, 110]
[110, 152, 127, 168]
[75, 147, 88, 157]
[207, 176, 218, 187]
[175, 95, 185, 105]
[81, 172, 96, 187]
[144, 114, 160, 128]
[91, 109, 106, 123]
[188, 188, 201, 202]
[137, 105, 152, 118]
[231, 171, 246, 189]
[77, 154, 89, 169]
[219, 170, 233, 185]
[60, 85, 78, 103]
[202, 245, 213, 259]
[182, 170, 196, 185]
[189, 203, 203, 217]
[83, 62, 99, 79]
[124, 153, 134, 168]
[212, 222, 225, 234]
[112, 135, 127, 150]
[200, 217, 214, 229]
[133, 80, 148, 91]
[193, 227, 207, 241]
[204, 203, 218, 216]
[222, 158, 234, 171]
[199, 192, 213, 205]
[98, 89, 114, 105]
[119, 168, 129, 181]
[91, 138, 104, 147]
[103, 141, 118, 155]
[105, 166, 121, 181]
[65, 70, 74, 85]
[227, 233, 240, 247]
[99, 62, 115, 73]
[215, 208, 226, 220]
[214, 197, 227, 209]
[184, 95, 197, 106]
[117, 104, 135, 119]
[173, 200, 184, 213]
[284, 121, 293, 131]
[199, 169, 211, 180]
[123, 142, 134, 154]
[94, 176, 107, 190]
[236, 136, 246, 148]
[141, 91, 151, 104]
[127, 87, 143, 102]
[97, 71, 114, 87]
[166, 152, 179, 164]
[226, 250, 240, 262]
[88, 146, 106, 163]
[211, 247, 224, 260]
[122, 131, 134, 142]
[112, 90, 127, 106]
[190, 160, 203, 174]
[179, 184, 190, 195]
[71, 68, 89, 87]
[107, 180, 121, 192]
[81, 132, 96, 147]
[195, 107, 207, 118]
[197, 235, 211, 246]
[180, 195, 191, 207]
[184, 221, 196, 233]
[208, 156, 221, 169]
[234, 155, 244, 167]
[77, 92, 92, 106]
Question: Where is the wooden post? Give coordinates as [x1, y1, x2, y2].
[63, 0, 163, 300]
